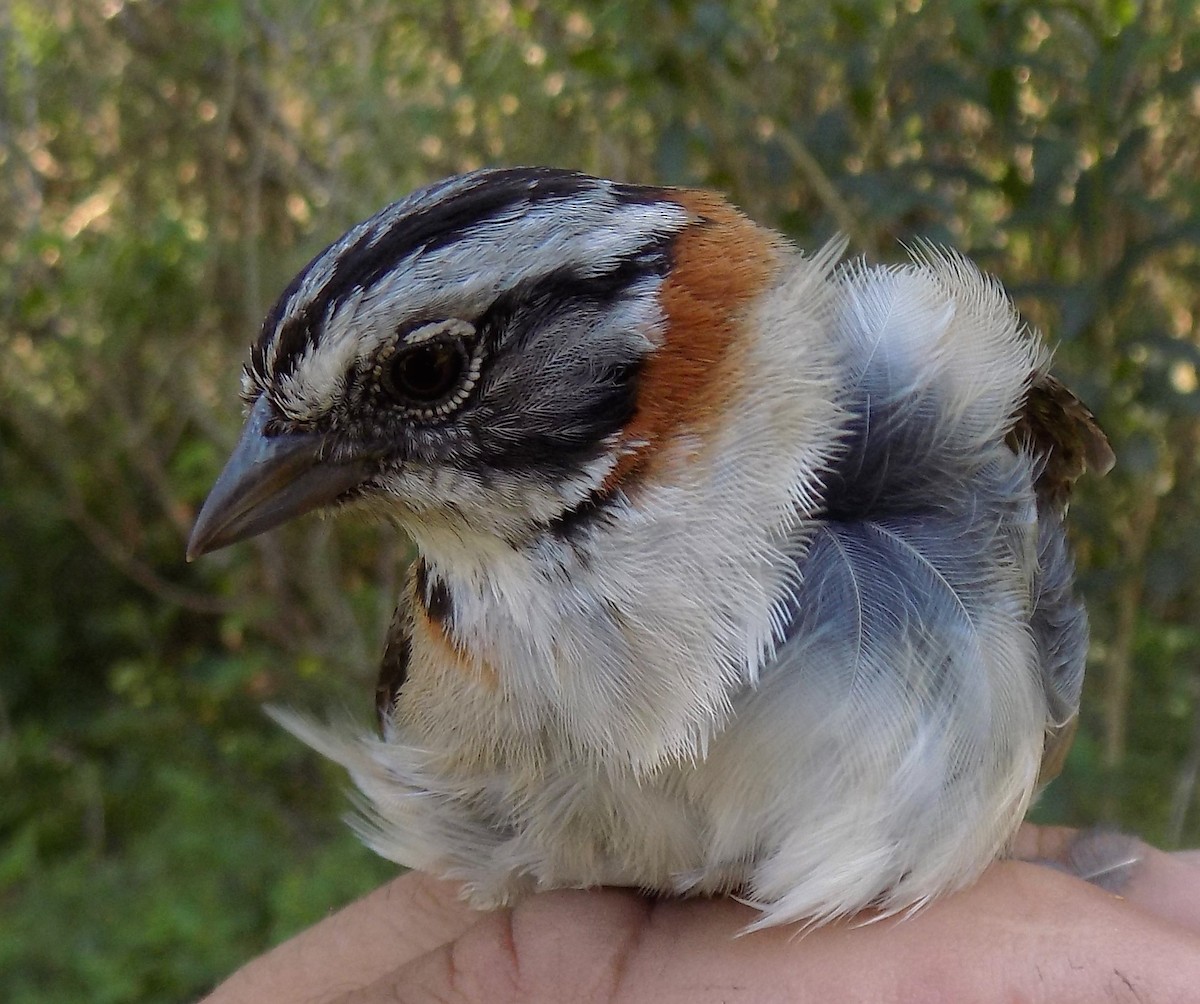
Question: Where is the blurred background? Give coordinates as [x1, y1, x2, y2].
[2, 1, 1198, 1000]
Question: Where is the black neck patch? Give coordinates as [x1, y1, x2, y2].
[415, 557, 455, 630]
[374, 606, 412, 731]
[545, 484, 621, 545]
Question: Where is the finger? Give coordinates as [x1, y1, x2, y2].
[1123, 845, 1200, 934]
[1014, 823, 1200, 934]
[615, 867, 1200, 1004]
[330, 887, 655, 1004]
[1173, 849, 1200, 869]
[200, 870, 480, 1004]
[323, 865, 1200, 1004]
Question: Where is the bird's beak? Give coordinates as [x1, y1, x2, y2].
[187, 397, 374, 561]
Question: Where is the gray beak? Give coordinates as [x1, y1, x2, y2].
[187, 397, 374, 561]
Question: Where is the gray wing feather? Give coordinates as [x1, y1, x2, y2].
[774, 252, 1090, 764]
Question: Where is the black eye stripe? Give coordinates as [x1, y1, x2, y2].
[453, 258, 662, 475]
[472, 249, 675, 353]
[251, 168, 674, 387]
[327, 170, 601, 300]
[256, 170, 598, 384]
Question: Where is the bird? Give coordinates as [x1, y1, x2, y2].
[188, 166, 1113, 930]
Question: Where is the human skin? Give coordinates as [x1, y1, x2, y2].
[201, 826, 1200, 1004]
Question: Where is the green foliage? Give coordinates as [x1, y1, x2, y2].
[1, 1, 1198, 999]
[0, 688, 391, 1004]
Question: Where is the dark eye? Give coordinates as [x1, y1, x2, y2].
[379, 320, 481, 420]
[388, 338, 465, 403]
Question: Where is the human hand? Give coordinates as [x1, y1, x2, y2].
[201, 825, 1200, 1003]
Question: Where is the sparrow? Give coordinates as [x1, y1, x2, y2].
[188, 167, 1113, 929]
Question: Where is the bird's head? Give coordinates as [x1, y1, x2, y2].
[187, 167, 791, 561]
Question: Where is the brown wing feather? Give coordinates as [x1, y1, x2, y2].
[1010, 373, 1114, 511]
[1011, 371, 1111, 787]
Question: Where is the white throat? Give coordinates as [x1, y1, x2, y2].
[404, 240, 848, 773]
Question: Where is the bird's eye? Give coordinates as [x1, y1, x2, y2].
[389, 339, 465, 403]
[379, 319, 481, 420]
